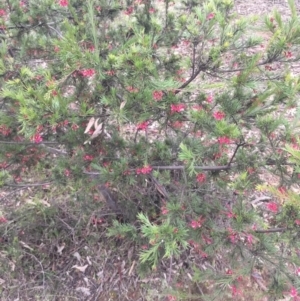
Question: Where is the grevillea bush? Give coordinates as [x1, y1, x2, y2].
[1, 0, 300, 299]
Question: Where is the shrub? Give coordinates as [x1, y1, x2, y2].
[1, 0, 300, 299]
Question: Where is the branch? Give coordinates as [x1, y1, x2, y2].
[4, 182, 52, 187]
[152, 165, 231, 171]
[255, 227, 289, 233]
[0, 141, 59, 145]
[175, 63, 206, 93]
[227, 142, 245, 167]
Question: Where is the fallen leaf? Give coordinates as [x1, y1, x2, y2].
[72, 264, 88, 273]
[57, 244, 65, 255]
[84, 117, 95, 134]
[75, 287, 91, 296]
[20, 241, 34, 251]
[73, 252, 82, 262]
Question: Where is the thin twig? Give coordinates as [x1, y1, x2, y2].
[152, 165, 231, 171]
[4, 182, 52, 187]
[0, 141, 59, 145]
[255, 227, 289, 233]
[22, 250, 45, 291]
[227, 142, 245, 167]
[168, 256, 173, 284]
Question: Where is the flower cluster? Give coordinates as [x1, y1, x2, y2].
[152, 90, 164, 101]
[189, 216, 205, 229]
[266, 202, 278, 213]
[124, 6, 134, 15]
[31, 133, 43, 144]
[290, 287, 299, 300]
[126, 86, 139, 93]
[170, 103, 185, 113]
[0, 125, 11, 136]
[228, 228, 238, 244]
[136, 165, 152, 174]
[206, 12, 215, 20]
[161, 205, 168, 215]
[58, 0, 68, 7]
[206, 94, 213, 103]
[83, 154, 94, 161]
[218, 136, 231, 144]
[196, 173, 206, 183]
[0, 216, 7, 223]
[213, 111, 225, 120]
[137, 121, 149, 131]
[80, 69, 96, 77]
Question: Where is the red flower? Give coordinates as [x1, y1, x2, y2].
[231, 285, 242, 297]
[202, 234, 213, 245]
[148, 7, 155, 13]
[31, 133, 43, 143]
[136, 165, 152, 175]
[223, 210, 236, 219]
[105, 70, 116, 76]
[278, 186, 287, 195]
[71, 124, 79, 131]
[161, 206, 168, 215]
[213, 111, 225, 120]
[188, 240, 199, 248]
[124, 6, 134, 15]
[88, 45, 95, 52]
[83, 154, 94, 161]
[126, 86, 139, 93]
[266, 202, 278, 213]
[290, 287, 298, 298]
[190, 220, 200, 229]
[64, 169, 71, 177]
[189, 216, 205, 229]
[0, 125, 11, 136]
[207, 12, 215, 20]
[0, 9, 6, 16]
[182, 39, 190, 46]
[206, 94, 213, 103]
[196, 173, 206, 183]
[228, 229, 238, 244]
[137, 121, 149, 131]
[217, 136, 231, 144]
[246, 234, 254, 246]
[0, 216, 7, 223]
[284, 51, 292, 58]
[295, 220, 300, 226]
[58, 0, 68, 7]
[152, 90, 164, 101]
[170, 103, 185, 113]
[80, 69, 96, 77]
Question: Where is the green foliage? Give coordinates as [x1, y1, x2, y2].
[138, 213, 188, 269]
